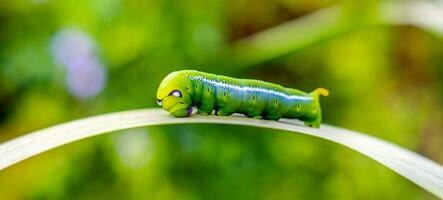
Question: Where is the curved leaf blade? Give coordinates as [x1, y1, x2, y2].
[0, 109, 442, 198]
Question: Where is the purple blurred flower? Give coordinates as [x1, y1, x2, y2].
[50, 28, 107, 100]
[51, 29, 95, 68]
[66, 58, 107, 99]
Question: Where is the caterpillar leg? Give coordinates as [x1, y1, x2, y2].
[262, 112, 280, 120]
[215, 106, 235, 116]
[262, 115, 280, 120]
[197, 109, 210, 116]
[215, 110, 233, 116]
[304, 118, 321, 128]
[197, 106, 211, 115]
[244, 112, 263, 119]
[244, 109, 263, 118]
[197, 101, 215, 116]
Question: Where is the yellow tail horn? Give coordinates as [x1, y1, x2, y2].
[313, 88, 329, 97]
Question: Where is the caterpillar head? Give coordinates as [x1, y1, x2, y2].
[156, 71, 193, 117]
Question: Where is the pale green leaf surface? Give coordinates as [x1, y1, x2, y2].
[0, 108, 442, 198]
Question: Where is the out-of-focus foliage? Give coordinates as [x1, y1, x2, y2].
[0, 0, 442, 199]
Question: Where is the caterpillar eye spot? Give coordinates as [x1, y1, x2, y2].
[185, 86, 189, 90]
[170, 90, 182, 97]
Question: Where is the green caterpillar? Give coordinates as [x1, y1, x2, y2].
[156, 70, 328, 128]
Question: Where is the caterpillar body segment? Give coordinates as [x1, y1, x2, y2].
[156, 70, 328, 128]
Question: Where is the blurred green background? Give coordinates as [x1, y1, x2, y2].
[1, 0, 443, 199]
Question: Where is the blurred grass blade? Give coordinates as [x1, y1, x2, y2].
[380, 1, 443, 36]
[215, 1, 443, 69]
[0, 108, 442, 198]
[217, 6, 353, 68]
